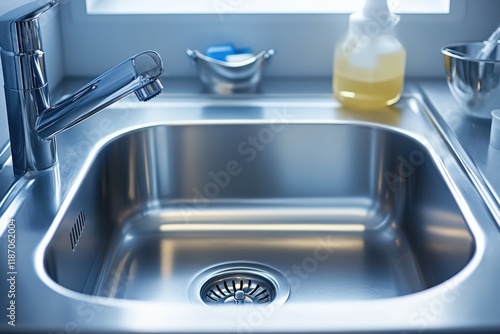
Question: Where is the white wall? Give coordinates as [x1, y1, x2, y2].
[58, 0, 500, 79]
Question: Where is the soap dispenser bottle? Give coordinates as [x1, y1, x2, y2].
[333, 0, 406, 111]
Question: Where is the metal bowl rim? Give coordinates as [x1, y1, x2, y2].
[441, 42, 500, 63]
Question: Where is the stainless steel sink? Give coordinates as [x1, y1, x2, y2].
[44, 122, 474, 303]
[3, 92, 500, 333]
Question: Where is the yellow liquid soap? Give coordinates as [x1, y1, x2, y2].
[334, 47, 406, 111]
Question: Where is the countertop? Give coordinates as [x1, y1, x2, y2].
[418, 79, 500, 222]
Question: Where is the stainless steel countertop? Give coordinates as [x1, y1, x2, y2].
[419, 79, 500, 221]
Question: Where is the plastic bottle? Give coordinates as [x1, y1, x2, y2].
[333, 0, 406, 111]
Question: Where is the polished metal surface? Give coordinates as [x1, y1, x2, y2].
[1, 92, 499, 333]
[187, 49, 274, 94]
[442, 42, 500, 119]
[44, 122, 474, 303]
[35, 51, 163, 139]
[419, 79, 500, 219]
[0, 0, 163, 174]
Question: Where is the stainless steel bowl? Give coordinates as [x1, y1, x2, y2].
[442, 42, 500, 119]
[187, 48, 274, 94]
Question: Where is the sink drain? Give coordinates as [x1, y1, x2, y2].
[189, 263, 290, 307]
[201, 273, 275, 305]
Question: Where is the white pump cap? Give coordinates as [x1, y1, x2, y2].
[349, 0, 400, 35]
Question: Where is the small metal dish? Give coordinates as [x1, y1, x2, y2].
[187, 48, 274, 94]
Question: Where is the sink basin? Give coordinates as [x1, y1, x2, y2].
[5, 93, 500, 333]
[43, 121, 474, 304]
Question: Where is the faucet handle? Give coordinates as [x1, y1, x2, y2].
[0, 0, 58, 53]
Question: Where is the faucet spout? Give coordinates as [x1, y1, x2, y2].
[0, 0, 164, 174]
[36, 51, 164, 140]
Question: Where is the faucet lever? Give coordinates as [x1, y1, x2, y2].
[0, 0, 57, 54]
[0, 1, 164, 174]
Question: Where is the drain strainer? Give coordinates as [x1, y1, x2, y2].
[189, 263, 290, 307]
[201, 274, 275, 305]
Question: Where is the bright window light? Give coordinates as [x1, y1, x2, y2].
[86, 0, 451, 15]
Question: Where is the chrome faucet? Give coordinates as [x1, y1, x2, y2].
[0, 0, 164, 174]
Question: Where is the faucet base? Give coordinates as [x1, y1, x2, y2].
[5, 86, 57, 173]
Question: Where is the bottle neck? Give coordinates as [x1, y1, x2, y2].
[348, 7, 400, 37]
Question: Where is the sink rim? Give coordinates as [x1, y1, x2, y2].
[36, 101, 484, 303]
[3, 93, 496, 333]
